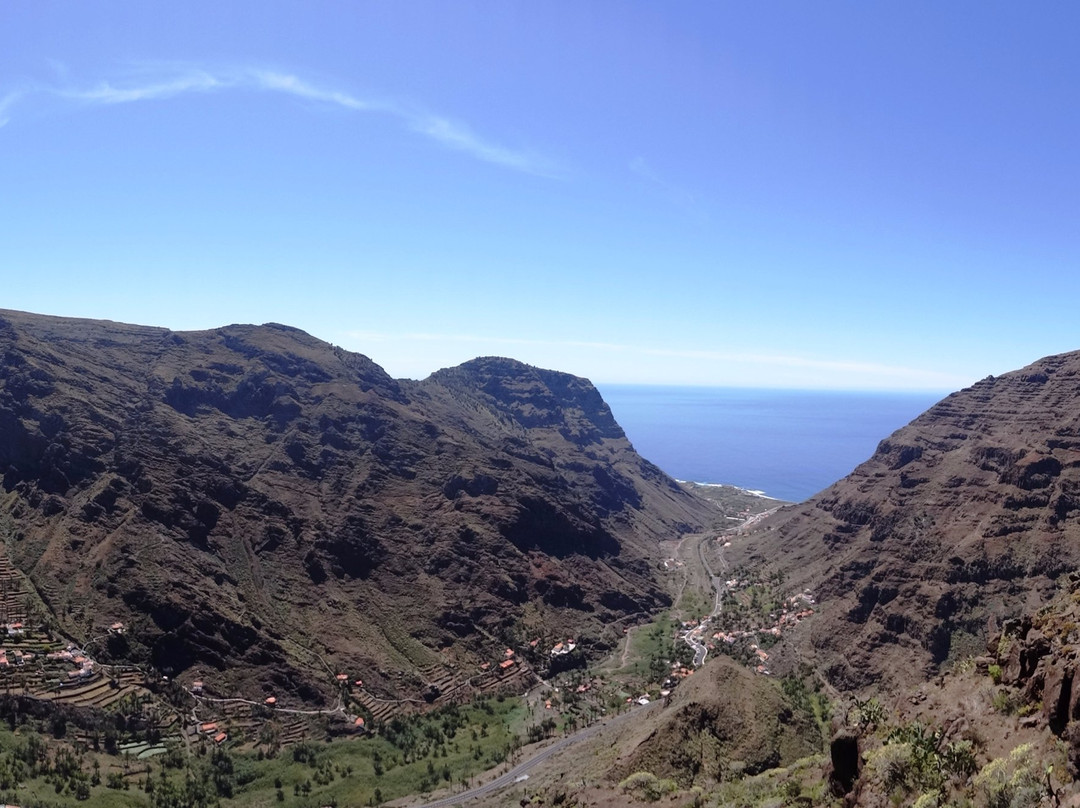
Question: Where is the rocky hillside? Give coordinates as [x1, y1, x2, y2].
[0, 309, 713, 704]
[613, 657, 822, 786]
[734, 351, 1080, 693]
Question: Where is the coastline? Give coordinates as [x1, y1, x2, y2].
[676, 480, 782, 501]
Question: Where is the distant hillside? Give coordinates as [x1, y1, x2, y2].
[734, 351, 1080, 691]
[0, 309, 714, 704]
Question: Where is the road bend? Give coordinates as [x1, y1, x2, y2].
[402, 704, 649, 808]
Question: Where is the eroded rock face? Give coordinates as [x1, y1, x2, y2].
[0, 309, 713, 703]
[735, 350, 1080, 692]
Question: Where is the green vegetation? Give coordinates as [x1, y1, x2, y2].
[677, 588, 709, 623]
[0, 694, 528, 807]
[973, 744, 1044, 808]
[779, 674, 831, 739]
[618, 770, 678, 802]
[619, 612, 677, 684]
[865, 721, 977, 797]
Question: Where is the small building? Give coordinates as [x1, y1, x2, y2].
[264, 696, 277, 706]
[213, 732, 228, 745]
[499, 659, 514, 670]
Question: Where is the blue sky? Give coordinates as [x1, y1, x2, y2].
[2, 3, 1078, 391]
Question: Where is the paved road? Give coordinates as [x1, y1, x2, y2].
[679, 532, 729, 667]
[403, 705, 646, 808]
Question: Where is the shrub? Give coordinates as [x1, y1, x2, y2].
[618, 771, 678, 802]
[988, 664, 1003, 684]
[974, 744, 1042, 808]
[992, 690, 1016, 715]
[871, 742, 915, 792]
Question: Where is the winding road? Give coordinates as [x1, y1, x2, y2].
[679, 532, 729, 667]
[403, 509, 779, 807]
[401, 704, 648, 808]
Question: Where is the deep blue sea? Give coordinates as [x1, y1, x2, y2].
[596, 386, 945, 503]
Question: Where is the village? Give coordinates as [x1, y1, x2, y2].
[0, 505, 819, 806]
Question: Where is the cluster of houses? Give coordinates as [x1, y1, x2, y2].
[709, 588, 816, 674]
[47, 645, 95, 681]
[480, 647, 518, 672]
[198, 721, 228, 745]
[0, 637, 99, 684]
[476, 639, 577, 673]
[0, 622, 33, 668]
[0, 647, 31, 667]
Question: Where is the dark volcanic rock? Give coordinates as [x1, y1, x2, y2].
[0, 309, 713, 703]
[734, 350, 1080, 692]
[829, 731, 861, 796]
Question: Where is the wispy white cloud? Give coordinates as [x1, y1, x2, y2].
[345, 330, 624, 352]
[0, 94, 19, 128]
[412, 116, 561, 177]
[638, 345, 965, 384]
[630, 156, 704, 219]
[66, 71, 225, 104]
[1, 65, 557, 175]
[343, 329, 968, 388]
[247, 69, 376, 112]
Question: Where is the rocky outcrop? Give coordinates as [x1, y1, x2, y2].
[0, 309, 714, 704]
[980, 577, 1080, 776]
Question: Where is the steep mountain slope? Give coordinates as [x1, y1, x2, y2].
[735, 351, 1080, 692]
[0, 309, 713, 704]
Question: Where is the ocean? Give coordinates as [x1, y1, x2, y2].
[596, 385, 946, 503]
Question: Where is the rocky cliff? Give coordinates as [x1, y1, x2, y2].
[735, 351, 1080, 692]
[0, 309, 713, 703]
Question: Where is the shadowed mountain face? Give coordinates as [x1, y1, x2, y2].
[738, 352, 1080, 692]
[0, 309, 712, 703]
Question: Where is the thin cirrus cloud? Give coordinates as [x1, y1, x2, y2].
[1, 65, 561, 177]
[345, 330, 969, 389]
[346, 330, 626, 352]
[629, 156, 705, 220]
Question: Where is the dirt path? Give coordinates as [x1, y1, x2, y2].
[619, 626, 636, 668]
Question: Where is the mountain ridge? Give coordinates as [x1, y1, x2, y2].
[732, 349, 1080, 692]
[0, 308, 714, 705]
